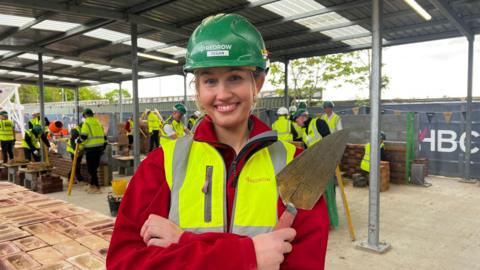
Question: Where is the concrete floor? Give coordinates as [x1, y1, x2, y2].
[327, 176, 480, 270]
[48, 175, 480, 269]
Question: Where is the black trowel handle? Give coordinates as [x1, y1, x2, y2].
[274, 203, 298, 231]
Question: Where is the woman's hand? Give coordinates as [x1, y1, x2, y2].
[252, 228, 296, 270]
[140, 214, 184, 248]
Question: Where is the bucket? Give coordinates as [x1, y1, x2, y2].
[107, 193, 122, 217]
[111, 179, 128, 196]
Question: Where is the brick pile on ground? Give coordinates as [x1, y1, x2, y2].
[49, 153, 108, 186]
[36, 174, 63, 194]
[340, 143, 428, 184]
[0, 181, 113, 269]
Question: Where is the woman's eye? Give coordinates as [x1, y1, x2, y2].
[228, 75, 243, 82]
[204, 78, 217, 85]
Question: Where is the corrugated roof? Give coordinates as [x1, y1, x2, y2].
[0, 0, 476, 87]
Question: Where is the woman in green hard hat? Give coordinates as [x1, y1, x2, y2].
[108, 14, 329, 270]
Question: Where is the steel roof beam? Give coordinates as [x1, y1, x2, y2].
[126, 0, 175, 14]
[0, 0, 191, 37]
[278, 30, 465, 60]
[256, 0, 371, 29]
[0, 64, 115, 83]
[0, 11, 55, 42]
[429, 0, 473, 40]
[0, 76, 85, 88]
[175, 0, 280, 27]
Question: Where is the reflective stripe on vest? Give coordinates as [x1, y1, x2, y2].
[360, 142, 385, 172]
[22, 130, 39, 149]
[81, 117, 105, 148]
[163, 135, 296, 237]
[272, 116, 293, 141]
[147, 113, 160, 132]
[0, 120, 14, 141]
[321, 113, 341, 133]
[302, 118, 322, 147]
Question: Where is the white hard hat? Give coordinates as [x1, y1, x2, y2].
[194, 111, 201, 117]
[277, 107, 289, 115]
[288, 105, 297, 112]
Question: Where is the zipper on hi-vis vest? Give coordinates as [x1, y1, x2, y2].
[202, 166, 213, 223]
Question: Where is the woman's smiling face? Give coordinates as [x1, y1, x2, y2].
[196, 67, 264, 130]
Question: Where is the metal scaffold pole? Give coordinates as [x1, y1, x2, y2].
[357, 0, 391, 253]
[131, 23, 140, 170]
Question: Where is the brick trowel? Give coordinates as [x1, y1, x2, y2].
[274, 129, 349, 230]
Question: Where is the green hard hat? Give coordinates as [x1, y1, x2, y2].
[174, 103, 187, 114]
[298, 102, 307, 110]
[83, 108, 94, 115]
[32, 125, 43, 135]
[380, 131, 386, 140]
[183, 13, 268, 72]
[323, 101, 334, 108]
[0, 110, 8, 115]
[293, 108, 308, 120]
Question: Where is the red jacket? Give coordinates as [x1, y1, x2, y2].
[107, 115, 329, 269]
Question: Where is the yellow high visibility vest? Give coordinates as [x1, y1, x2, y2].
[0, 120, 14, 141]
[302, 118, 322, 147]
[22, 129, 39, 150]
[292, 122, 303, 140]
[272, 116, 293, 141]
[80, 117, 105, 148]
[147, 113, 160, 133]
[360, 142, 385, 172]
[66, 126, 84, 154]
[160, 117, 186, 145]
[320, 113, 341, 133]
[29, 117, 40, 127]
[188, 117, 197, 129]
[162, 135, 296, 236]
[126, 119, 134, 136]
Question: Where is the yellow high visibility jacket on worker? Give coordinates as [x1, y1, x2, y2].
[80, 117, 106, 148]
[126, 119, 134, 136]
[360, 142, 385, 172]
[271, 116, 293, 141]
[0, 119, 15, 141]
[320, 112, 341, 133]
[292, 121, 304, 140]
[160, 116, 186, 144]
[188, 117, 197, 130]
[28, 117, 40, 128]
[66, 126, 84, 154]
[302, 118, 323, 147]
[21, 129, 40, 150]
[147, 112, 161, 133]
[162, 135, 296, 236]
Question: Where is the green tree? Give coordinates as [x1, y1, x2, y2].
[17, 84, 103, 103]
[268, 50, 390, 106]
[104, 89, 131, 103]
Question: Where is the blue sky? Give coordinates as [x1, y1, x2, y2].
[99, 36, 480, 101]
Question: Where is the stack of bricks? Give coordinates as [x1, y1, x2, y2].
[49, 152, 108, 186]
[340, 144, 364, 178]
[36, 174, 63, 194]
[340, 143, 419, 184]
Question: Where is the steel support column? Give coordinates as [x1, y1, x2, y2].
[464, 38, 474, 181]
[284, 59, 289, 107]
[74, 86, 80, 125]
[131, 24, 140, 170]
[38, 53, 46, 162]
[358, 0, 390, 253]
[118, 82, 123, 123]
[183, 74, 188, 126]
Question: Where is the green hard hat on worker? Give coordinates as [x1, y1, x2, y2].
[173, 103, 187, 115]
[183, 13, 268, 73]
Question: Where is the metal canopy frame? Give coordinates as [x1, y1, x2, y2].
[0, 0, 475, 87]
[0, 0, 476, 254]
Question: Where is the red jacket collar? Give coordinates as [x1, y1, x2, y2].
[193, 114, 273, 143]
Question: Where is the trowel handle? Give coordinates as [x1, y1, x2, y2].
[274, 203, 298, 231]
